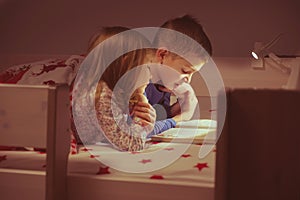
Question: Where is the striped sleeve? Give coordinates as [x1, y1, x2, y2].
[147, 118, 176, 138]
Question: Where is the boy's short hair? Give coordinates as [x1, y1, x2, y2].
[154, 14, 212, 59]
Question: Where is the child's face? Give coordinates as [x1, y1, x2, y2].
[164, 55, 206, 83]
[155, 54, 206, 93]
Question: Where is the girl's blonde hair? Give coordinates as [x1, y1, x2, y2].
[87, 26, 150, 107]
[87, 26, 130, 54]
[88, 26, 148, 90]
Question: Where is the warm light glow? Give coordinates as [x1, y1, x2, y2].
[251, 51, 259, 59]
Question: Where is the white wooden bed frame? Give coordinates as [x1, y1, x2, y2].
[0, 83, 215, 200]
[1, 85, 300, 200]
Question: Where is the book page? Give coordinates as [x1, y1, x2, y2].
[175, 119, 217, 129]
[151, 127, 216, 144]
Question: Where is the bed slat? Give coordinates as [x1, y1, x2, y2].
[0, 84, 51, 147]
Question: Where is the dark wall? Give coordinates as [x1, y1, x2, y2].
[0, 0, 299, 56]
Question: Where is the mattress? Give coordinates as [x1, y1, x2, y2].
[0, 141, 215, 183]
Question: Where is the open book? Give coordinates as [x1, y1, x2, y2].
[151, 127, 216, 144]
[175, 119, 217, 129]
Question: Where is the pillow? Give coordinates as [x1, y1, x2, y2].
[0, 55, 85, 154]
[0, 55, 84, 85]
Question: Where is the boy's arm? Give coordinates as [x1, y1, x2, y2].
[146, 118, 176, 138]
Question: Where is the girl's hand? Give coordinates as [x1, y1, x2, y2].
[130, 102, 156, 132]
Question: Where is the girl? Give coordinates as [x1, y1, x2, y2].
[72, 26, 155, 152]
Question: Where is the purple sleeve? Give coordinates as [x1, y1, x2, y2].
[146, 118, 176, 138]
[145, 83, 173, 118]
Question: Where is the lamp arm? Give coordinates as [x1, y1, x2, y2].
[261, 33, 284, 52]
[268, 52, 291, 74]
[283, 57, 300, 90]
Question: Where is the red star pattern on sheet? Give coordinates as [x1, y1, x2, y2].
[43, 80, 56, 85]
[139, 159, 152, 164]
[97, 166, 110, 175]
[150, 141, 160, 145]
[0, 65, 30, 83]
[150, 175, 164, 179]
[90, 154, 100, 158]
[194, 163, 209, 171]
[0, 155, 7, 162]
[71, 150, 77, 155]
[163, 147, 174, 151]
[81, 147, 93, 152]
[181, 154, 191, 158]
[31, 61, 67, 76]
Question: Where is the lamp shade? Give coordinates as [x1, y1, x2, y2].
[251, 33, 283, 59]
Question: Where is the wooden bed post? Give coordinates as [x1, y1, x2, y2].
[46, 84, 70, 200]
[215, 89, 300, 200]
[215, 88, 230, 200]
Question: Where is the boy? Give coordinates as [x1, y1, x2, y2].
[145, 14, 212, 136]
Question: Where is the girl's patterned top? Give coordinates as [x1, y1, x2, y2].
[73, 81, 148, 152]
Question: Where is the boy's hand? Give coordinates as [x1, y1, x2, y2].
[172, 83, 198, 122]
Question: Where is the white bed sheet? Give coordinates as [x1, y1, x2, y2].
[0, 142, 216, 199]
